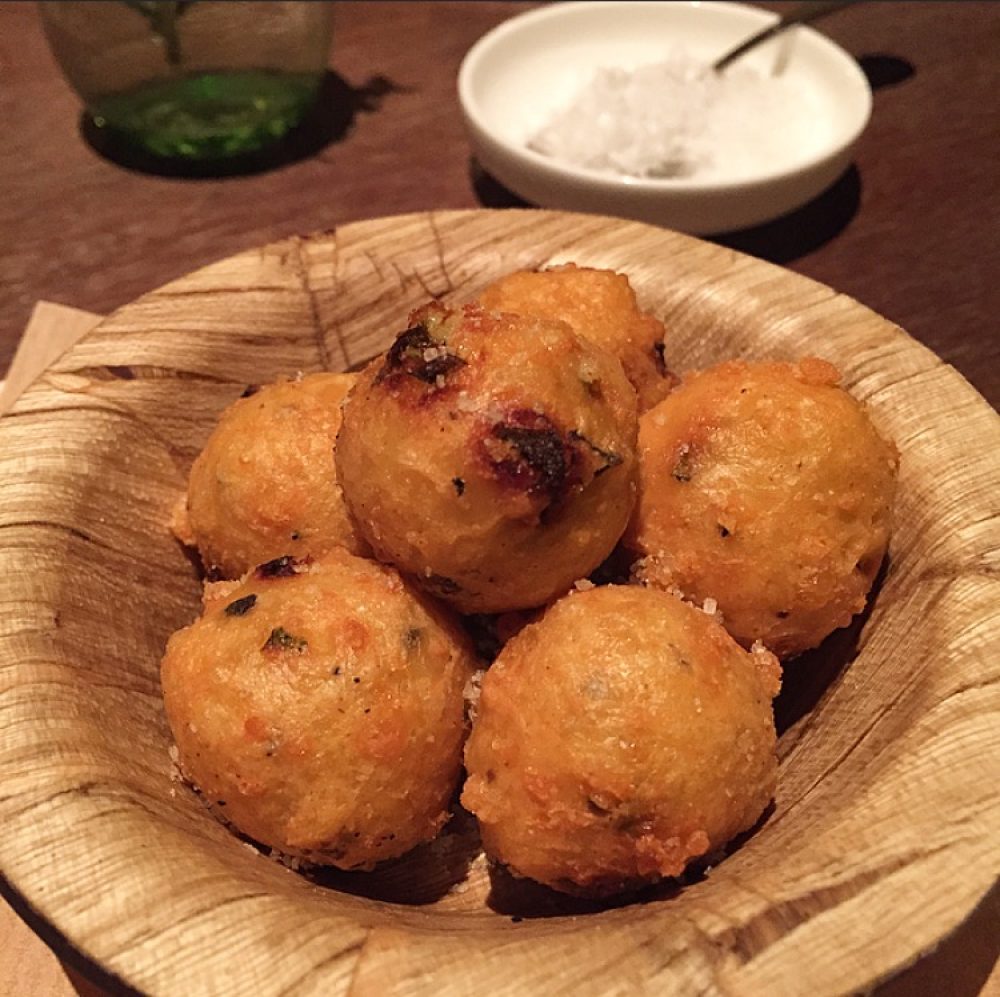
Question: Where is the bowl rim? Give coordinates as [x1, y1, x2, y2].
[1, 209, 997, 995]
[457, 0, 874, 195]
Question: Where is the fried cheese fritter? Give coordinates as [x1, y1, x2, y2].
[336, 302, 639, 613]
[179, 373, 367, 578]
[462, 584, 781, 896]
[479, 264, 678, 412]
[161, 549, 476, 869]
[626, 358, 898, 658]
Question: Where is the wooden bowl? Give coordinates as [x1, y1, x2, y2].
[0, 210, 996, 996]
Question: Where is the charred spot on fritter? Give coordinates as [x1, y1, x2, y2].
[256, 555, 310, 579]
[376, 322, 466, 389]
[479, 409, 586, 506]
[240, 384, 261, 398]
[493, 422, 565, 493]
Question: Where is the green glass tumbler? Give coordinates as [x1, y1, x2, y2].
[39, 1, 333, 160]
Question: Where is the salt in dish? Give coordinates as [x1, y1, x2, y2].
[528, 51, 831, 183]
[458, 1, 873, 233]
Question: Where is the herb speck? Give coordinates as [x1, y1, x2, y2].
[262, 627, 308, 653]
[224, 594, 257, 617]
[256, 555, 305, 579]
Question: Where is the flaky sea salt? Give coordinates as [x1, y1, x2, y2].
[529, 53, 827, 182]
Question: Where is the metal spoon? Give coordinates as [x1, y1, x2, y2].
[713, 1, 861, 73]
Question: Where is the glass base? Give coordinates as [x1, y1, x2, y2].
[89, 70, 321, 160]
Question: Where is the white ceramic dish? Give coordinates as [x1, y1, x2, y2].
[458, 1, 873, 234]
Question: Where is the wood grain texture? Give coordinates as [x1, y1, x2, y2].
[0, 210, 997, 996]
[0, 3, 998, 407]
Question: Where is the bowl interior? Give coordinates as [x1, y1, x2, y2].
[0, 210, 996, 995]
[459, 0, 872, 187]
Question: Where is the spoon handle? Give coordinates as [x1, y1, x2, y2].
[713, 0, 861, 73]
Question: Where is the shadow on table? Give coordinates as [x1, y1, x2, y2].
[65, 964, 120, 997]
[471, 54, 920, 266]
[712, 54, 914, 263]
[875, 880, 1000, 996]
[711, 165, 861, 264]
[0, 874, 141, 996]
[471, 157, 861, 265]
[80, 70, 405, 179]
[858, 53, 916, 90]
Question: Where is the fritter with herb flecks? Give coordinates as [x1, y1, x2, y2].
[625, 358, 899, 658]
[479, 263, 678, 412]
[336, 302, 639, 613]
[161, 548, 476, 869]
[176, 373, 367, 578]
[462, 585, 781, 896]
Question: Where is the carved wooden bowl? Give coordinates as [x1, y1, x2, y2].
[0, 211, 996, 995]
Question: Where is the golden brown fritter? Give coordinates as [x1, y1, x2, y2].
[161, 549, 477, 869]
[179, 373, 366, 578]
[462, 584, 781, 896]
[336, 301, 639, 613]
[479, 264, 678, 412]
[626, 358, 898, 658]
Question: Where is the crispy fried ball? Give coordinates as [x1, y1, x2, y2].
[626, 358, 899, 658]
[336, 302, 639, 614]
[462, 585, 781, 896]
[160, 549, 476, 869]
[479, 264, 678, 412]
[177, 373, 367, 578]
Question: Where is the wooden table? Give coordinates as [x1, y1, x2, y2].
[1, 3, 997, 995]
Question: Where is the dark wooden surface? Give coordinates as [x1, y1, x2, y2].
[1, 3, 998, 996]
[1, 1, 998, 407]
